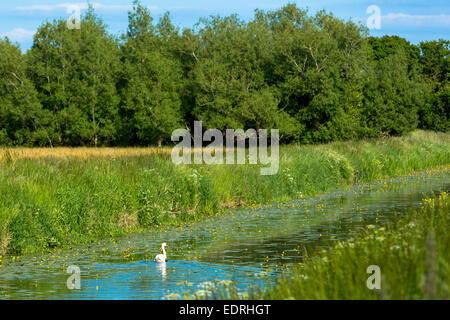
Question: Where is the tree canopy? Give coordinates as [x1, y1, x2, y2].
[0, 2, 448, 147]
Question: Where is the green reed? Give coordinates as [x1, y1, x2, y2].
[0, 130, 448, 255]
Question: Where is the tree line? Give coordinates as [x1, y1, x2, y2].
[0, 2, 448, 147]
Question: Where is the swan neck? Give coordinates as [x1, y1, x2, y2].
[162, 245, 166, 257]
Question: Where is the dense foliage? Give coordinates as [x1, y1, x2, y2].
[0, 2, 448, 146]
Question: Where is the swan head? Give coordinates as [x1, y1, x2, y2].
[161, 242, 168, 248]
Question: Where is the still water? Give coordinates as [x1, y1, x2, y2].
[0, 167, 448, 299]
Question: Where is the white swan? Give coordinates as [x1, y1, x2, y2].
[155, 242, 168, 263]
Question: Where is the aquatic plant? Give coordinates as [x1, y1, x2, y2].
[230, 191, 450, 299]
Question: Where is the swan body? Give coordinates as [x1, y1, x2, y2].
[155, 242, 168, 263]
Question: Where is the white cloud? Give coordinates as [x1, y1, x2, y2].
[1, 28, 35, 42]
[353, 12, 450, 29]
[382, 13, 450, 28]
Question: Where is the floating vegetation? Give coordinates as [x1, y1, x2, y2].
[231, 191, 450, 300]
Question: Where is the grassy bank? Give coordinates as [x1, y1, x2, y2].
[240, 191, 450, 299]
[0, 130, 449, 255]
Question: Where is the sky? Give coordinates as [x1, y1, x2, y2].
[0, 0, 449, 51]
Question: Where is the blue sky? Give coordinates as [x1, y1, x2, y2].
[1, 0, 449, 51]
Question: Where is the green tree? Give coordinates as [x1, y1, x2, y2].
[418, 39, 449, 131]
[1, 2, 446, 147]
[258, 5, 368, 143]
[189, 13, 297, 140]
[368, 35, 420, 67]
[0, 38, 53, 146]
[362, 49, 429, 136]
[27, 6, 121, 146]
[120, 1, 183, 146]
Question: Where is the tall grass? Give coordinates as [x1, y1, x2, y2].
[0, 130, 449, 255]
[241, 191, 450, 300]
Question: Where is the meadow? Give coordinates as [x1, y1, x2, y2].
[0, 130, 449, 256]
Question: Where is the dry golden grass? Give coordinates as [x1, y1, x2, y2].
[117, 211, 139, 230]
[0, 147, 173, 160]
[0, 146, 255, 161]
[0, 233, 10, 256]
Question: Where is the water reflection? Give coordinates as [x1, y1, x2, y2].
[156, 262, 167, 280]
